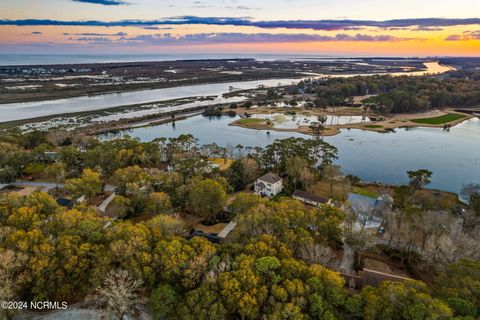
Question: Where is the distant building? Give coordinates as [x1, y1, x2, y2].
[254, 173, 283, 197]
[292, 190, 332, 207]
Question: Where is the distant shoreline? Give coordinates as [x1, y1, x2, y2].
[0, 53, 442, 67]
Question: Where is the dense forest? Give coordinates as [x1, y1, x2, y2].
[296, 68, 480, 114]
[0, 130, 479, 319]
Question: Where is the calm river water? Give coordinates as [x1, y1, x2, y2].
[102, 115, 480, 195]
[0, 62, 452, 123]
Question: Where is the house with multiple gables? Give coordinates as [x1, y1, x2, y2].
[254, 172, 283, 197]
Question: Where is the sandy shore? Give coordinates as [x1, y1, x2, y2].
[229, 118, 340, 136]
[228, 107, 473, 137]
[340, 109, 473, 133]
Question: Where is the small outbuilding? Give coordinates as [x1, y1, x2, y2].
[189, 229, 222, 244]
[56, 197, 74, 209]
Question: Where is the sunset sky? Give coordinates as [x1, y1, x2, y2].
[1, 0, 479, 56]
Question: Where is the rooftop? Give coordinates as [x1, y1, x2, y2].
[257, 172, 282, 184]
[293, 190, 329, 204]
[56, 197, 73, 208]
[347, 193, 377, 212]
[256, 181, 266, 189]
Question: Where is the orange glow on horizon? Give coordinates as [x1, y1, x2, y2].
[1, 24, 479, 56]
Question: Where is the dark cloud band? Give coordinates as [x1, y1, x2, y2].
[72, 0, 128, 5]
[1, 16, 479, 30]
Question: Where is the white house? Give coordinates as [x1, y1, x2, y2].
[254, 173, 283, 197]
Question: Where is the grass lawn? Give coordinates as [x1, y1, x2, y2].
[411, 189, 461, 211]
[308, 181, 350, 201]
[352, 186, 379, 198]
[22, 162, 47, 175]
[411, 113, 466, 125]
[364, 124, 384, 129]
[236, 118, 265, 125]
[209, 157, 233, 170]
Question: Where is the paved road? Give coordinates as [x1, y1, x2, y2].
[14, 181, 115, 192]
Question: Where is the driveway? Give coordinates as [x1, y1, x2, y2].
[14, 181, 115, 192]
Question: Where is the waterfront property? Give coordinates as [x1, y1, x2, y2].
[347, 193, 377, 213]
[292, 190, 333, 207]
[346, 193, 393, 230]
[254, 172, 283, 197]
[109, 114, 480, 195]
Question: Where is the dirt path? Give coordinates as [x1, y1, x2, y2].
[339, 241, 354, 274]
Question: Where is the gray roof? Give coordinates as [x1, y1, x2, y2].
[256, 181, 266, 189]
[293, 190, 329, 204]
[257, 172, 282, 184]
[347, 193, 376, 213]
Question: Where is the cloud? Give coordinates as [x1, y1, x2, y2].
[445, 35, 463, 41]
[64, 32, 127, 36]
[445, 30, 480, 41]
[191, 1, 212, 8]
[225, 6, 259, 11]
[248, 18, 480, 30]
[141, 26, 174, 30]
[1, 16, 479, 31]
[72, 0, 129, 5]
[31, 31, 43, 35]
[74, 36, 114, 43]
[413, 26, 444, 31]
[72, 32, 415, 45]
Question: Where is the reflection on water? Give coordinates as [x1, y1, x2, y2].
[0, 78, 301, 123]
[251, 113, 369, 129]
[101, 115, 309, 146]
[0, 61, 452, 123]
[102, 116, 480, 194]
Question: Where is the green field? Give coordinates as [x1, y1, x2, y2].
[364, 125, 384, 129]
[411, 113, 466, 125]
[236, 118, 265, 125]
[352, 186, 378, 199]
